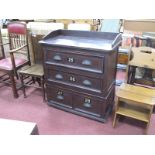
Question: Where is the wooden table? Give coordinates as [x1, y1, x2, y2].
[0, 118, 39, 135]
[113, 83, 155, 134]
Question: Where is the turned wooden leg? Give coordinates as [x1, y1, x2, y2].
[19, 73, 26, 98]
[41, 76, 45, 102]
[15, 70, 19, 80]
[32, 77, 35, 84]
[9, 73, 18, 98]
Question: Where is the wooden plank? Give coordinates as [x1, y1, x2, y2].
[119, 83, 155, 97]
[116, 107, 149, 122]
[117, 90, 155, 105]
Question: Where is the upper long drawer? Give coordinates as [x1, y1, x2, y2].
[44, 48, 105, 73]
[46, 68, 103, 93]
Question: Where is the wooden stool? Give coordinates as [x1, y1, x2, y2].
[19, 64, 45, 101]
[113, 83, 155, 134]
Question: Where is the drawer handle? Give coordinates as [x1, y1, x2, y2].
[57, 91, 64, 100]
[68, 57, 74, 63]
[53, 55, 62, 61]
[55, 74, 63, 80]
[69, 76, 76, 82]
[57, 95, 64, 100]
[82, 60, 92, 66]
[83, 80, 92, 86]
[83, 98, 92, 108]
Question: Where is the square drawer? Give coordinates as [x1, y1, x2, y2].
[73, 93, 105, 117]
[46, 84, 72, 108]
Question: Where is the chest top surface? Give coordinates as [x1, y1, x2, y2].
[39, 29, 122, 51]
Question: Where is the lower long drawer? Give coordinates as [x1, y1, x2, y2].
[46, 83, 115, 122]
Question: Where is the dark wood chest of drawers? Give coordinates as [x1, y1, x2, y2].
[40, 30, 122, 122]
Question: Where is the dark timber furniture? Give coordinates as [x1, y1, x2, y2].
[0, 22, 31, 98]
[40, 30, 121, 122]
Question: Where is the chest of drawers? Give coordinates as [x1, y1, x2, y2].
[40, 30, 121, 122]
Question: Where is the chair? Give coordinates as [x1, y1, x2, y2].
[0, 28, 5, 59]
[115, 20, 155, 86]
[0, 22, 30, 98]
[131, 32, 155, 87]
[18, 34, 45, 101]
[126, 46, 155, 87]
[19, 22, 65, 101]
[0, 20, 9, 60]
[52, 19, 98, 30]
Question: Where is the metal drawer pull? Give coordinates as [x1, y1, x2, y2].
[57, 91, 64, 100]
[68, 57, 74, 63]
[69, 76, 76, 82]
[82, 60, 92, 66]
[83, 80, 92, 86]
[53, 55, 62, 61]
[55, 74, 63, 80]
[83, 98, 91, 108]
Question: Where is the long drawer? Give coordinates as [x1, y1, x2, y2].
[44, 48, 104, 73]
[46, 68, 103, 93]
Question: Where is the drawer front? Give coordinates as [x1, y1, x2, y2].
[46, 84, 72, 108]
[47, 68, 102, 93]
[45, 48, 104, 73]
[73, 94, 105, 117]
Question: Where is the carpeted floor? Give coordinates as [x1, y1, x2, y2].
[0, 71, 154, 135]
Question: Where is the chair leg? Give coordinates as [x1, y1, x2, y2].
[19, 73, 26, 98]
[36, 77, 41, 86]
[144, 122, 150, 135]
[32, 77, 35, 84]
[41, 77, 45, 102]
[113, 113, 117, 128]
[15, 70, 19, 79]
[9, 73, 18, 98]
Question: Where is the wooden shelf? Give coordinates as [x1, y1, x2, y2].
[116, 106, 149, 122]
